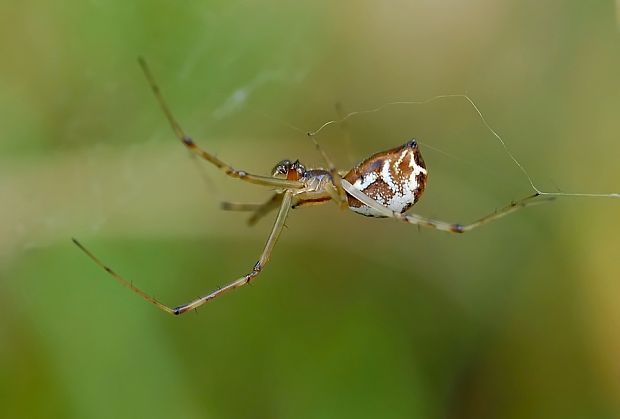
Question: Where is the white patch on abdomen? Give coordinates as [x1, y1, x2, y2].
[352, 172, 379, 191]
[348, 149, 426, 217]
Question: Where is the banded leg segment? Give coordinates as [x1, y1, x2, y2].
[73, 190, 293, 316]
[341, 179, 553, 233]
[138, 58, 303, 190]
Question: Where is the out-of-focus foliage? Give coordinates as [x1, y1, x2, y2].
[1, 1, 619, 418]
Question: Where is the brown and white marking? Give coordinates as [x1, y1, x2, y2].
[343, 139, 428, 217]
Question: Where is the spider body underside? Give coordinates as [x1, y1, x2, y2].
[72, 59, 552, 316]
[270, 139, 427, 217]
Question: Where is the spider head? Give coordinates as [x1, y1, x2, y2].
[272, 159, 307, 181]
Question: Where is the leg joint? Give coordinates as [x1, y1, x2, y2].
[181, 136, 195, 147]
[225, 168, 247, 178]
[252, 261, 262, 273]
[450, 223, 465, 233]
[244, 262, 263, 284]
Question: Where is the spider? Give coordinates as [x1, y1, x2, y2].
[73, 58, 553, 316]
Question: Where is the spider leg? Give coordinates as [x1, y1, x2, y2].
[221, 193, 284, 226]
[402, 194, 554, 233]
[173, 190, 293, 314]
[138, 58, 303, 190]
[72, 238, 176, 315]
[73, 190, 293, 316]
[306, 133, 348, 208]
[340, 179, 554, 233]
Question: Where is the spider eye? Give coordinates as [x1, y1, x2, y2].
[272, 160, 292, 178]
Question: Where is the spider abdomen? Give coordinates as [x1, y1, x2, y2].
[343, 140, 427, 217]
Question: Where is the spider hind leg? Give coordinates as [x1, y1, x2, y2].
[341, 179, 554, 233]
[73, 190, 294, 315]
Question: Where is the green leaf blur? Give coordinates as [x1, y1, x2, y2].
[1, 1, 619, 418]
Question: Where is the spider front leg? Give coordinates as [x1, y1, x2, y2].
[73, 190, 293, 315]
[138, 58, 303, 190]
[341, 179, 554, 233]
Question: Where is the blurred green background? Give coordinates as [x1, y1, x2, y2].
[1, 1, 619, 418]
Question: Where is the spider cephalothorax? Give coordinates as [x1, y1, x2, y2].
[344, 139, 428, 217]
[272, 159, 307, 181]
